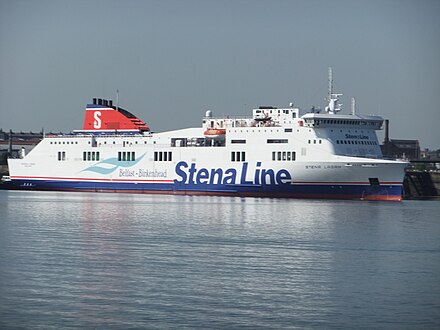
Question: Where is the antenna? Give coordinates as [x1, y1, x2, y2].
[325, 67, 343, 114]
[116, 89, 119, 111]
[328, 67, 333, 99]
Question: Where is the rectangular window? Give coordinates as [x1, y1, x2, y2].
[272, 151, 296, 161]
[83, 151, 87, 161]
[127, 152, 131, 161]
[284, 128, 292, 132]
[96, 152, 100, 161]
[231, 151, 245, 162]
[159, 152, 163, 161]
[154, 151, 158, 161]
[163, 152, 167, 161]
[267, 139, 288, 144]
[91, 152, 96, 161]
[132, 152, 135, 161]
[58, 151, 66, 161]
[87, 151, 91, 161]
[231, 139, 246, 144]
[168, 151, 172, 161]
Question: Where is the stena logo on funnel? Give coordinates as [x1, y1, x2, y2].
[93, 111, 102, 129]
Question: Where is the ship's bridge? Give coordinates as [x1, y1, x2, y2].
[202, 106, 301, 130]
[253, 106, 300, 122]
[301, 113, 383, 130]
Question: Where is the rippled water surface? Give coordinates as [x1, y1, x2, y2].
[0, 190, 439, 329]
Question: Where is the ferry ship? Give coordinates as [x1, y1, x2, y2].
[7, 70, 407, 200]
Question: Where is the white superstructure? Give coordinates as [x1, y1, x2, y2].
[7, 70, 407, 200]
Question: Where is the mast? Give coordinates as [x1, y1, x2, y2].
[328, 67, 333, 99]
[325, 67, 342, 114]
[116, 89, 119, 111]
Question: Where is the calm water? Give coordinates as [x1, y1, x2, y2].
[0, 191, 439, 329]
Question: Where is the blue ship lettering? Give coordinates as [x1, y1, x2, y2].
[174, 161, 291, 186]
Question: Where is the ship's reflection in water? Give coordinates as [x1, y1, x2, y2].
[0, 191, 439, 329]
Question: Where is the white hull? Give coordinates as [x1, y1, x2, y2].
[7, 71, 408, 200]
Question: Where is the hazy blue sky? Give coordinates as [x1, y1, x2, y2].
[1, 0, 439, 149]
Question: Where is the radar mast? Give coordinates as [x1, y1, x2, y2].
[325, 67, 343, 114]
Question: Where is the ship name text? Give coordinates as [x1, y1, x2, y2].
[345, 133, 369, 140]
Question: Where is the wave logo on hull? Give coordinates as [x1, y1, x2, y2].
[81, 153, 146, 175]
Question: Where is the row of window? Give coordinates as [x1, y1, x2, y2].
[305, 119, 378, 126]
[118, 151, 136, 161]
[58, 149, 301, 163]
[51, 140, 150, 145]
[58, 151, 174, 162]
[231, 139, 290, 144]
[154, 151, 172, 162]
[62, 150, 174, 162]
[95, 141, 148, 145]
[272, 151, 296, 161]
[267, 139, 288, 144]
[308, 140, 323, 144]
[231, 151, 246, 162]
[51, 141, 78, 145]
[336, 140, 378, 145]
[83, 151, 100, 161]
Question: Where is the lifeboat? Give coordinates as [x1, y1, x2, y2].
[204, 129, 226, 138]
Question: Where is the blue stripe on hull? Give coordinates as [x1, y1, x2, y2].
[8, 179, 403, 200]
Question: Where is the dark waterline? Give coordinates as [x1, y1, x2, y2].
[0, 191, 439, 329]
